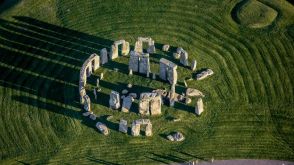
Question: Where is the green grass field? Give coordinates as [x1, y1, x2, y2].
[0, 0, 293, 164]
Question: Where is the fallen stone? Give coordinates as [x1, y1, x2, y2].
[106, 115, 113, 121]
[122, 89, 128, 95]
[127, 83, 132, 88]
[173, 118, 181, 122]
[82, 111, 93, 117]
[196, 69, 214, 80]
[167, 135, 175, 141]
[186, 88, 204, 97]
[129, 93, 137, 99]
[119, 119, 128, 133]
[96, 122, 109, 135]
[185, 97, 192, 104]
[173, 132, 185, 141]
[89, 114, 97, 120]
[173, 53, 180, 59]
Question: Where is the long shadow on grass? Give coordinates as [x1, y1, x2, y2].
[87, 156, 121, 165]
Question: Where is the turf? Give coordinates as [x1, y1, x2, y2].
[0, 0, 293, 164]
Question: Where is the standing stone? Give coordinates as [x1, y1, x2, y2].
[131, 122, 140, 136]
[152, 73, 156, 80]
[145, 123, 152, 136]
[100, 48, 108, 65]
[119, 119, 128, 133]
[109, 91, 120, 109]
[121, 96, 133, 113]
[139, 53, 150, 75]
[93, 88, 97, 100]
[96, 78, 99, 88]
[83, 95, 91, 112]
[195, 98, 204, 115]
[191, 59, 197, 71]
[159, 58, 178, 85]
[110, 44, 118, 60]
[184, 80, 188, 87]
[162, 45, 170, 52]
[180, 51, 189, 66]
[100, 73, 104, 80]
[147, 71, 150, 78]
[139, 93, 162, 116]
[89, 113, 97, 120]
[129, 69, 133, 75]
[129, 51, 139, 72]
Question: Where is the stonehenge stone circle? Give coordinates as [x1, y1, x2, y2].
[119, 119, 128, 133]
[134, 37, 155, 54]
[109, 91, 121, 109]
[139, 92, 162, 116]
[195, 98, 204, 115]
[196, 69, 214, 80]
[110, 40, 130, 60]
[100, 48, 108, 65]
[159, 58, 178, 85]
[131, 119, 152, 136]
[96, 122, 109, 135]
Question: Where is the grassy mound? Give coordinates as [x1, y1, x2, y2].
[0, 0, 293, 164]
[232, 0, 278, 28]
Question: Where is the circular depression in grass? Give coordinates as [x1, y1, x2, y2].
[232, 0, 278, 28]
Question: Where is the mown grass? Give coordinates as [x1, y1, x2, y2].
[0, 0, 293, 164]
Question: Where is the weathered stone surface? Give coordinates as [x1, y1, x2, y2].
[96, 78, 100, 87]
[121, 96, 133, 113]
[162, 45, 170, 52]
[186, 88, 204, 97]
[131, 119, 152, 136]
[184, 80, 188, 87]
[177, 47, 189, 66]
[83, 95, 91, 111]
[139, 93, 162, 116]
[145, 123, 152, 136]
[127, 83, 132, 88]
[167, 135, 175, 141]
[139, 53, 150, 75]
[100, 73, 104, 80]
[110, 40, 130, 59]
[119, 119, 128, 133]
[109, 91, 120, 109]
[96, 122, 109, 135]
[79, 54, 100, 103]
[195, 69, 214, 80]
[195, 98, 204, 115]
[100, 48, 108, 65]
[131, 122, 140, 136]
[89, 114, 97, 120]
[129, 51, 139, 72]
[122, 89, 128, 95]
[173, 132, 185, 141]
[134, 37, 155, 54]
[159, 58, 178, 85]
[191, 59, 197, 71]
